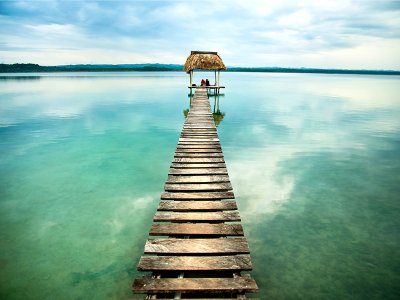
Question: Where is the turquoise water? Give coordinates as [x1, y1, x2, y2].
[0, 72, 399, 299]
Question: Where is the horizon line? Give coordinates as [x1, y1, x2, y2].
[1, 62, 400, 72]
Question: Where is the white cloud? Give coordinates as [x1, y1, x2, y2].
[0, 0, 399, 68]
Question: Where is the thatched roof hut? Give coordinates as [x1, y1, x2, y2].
[185, 51, 226, 94]
[184, 51, 226, 73]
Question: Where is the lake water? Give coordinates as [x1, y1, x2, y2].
[0, 72, 399, 299]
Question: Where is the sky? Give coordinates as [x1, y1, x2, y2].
[0, 0, 399, 69]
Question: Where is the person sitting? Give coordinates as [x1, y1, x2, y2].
[205, 79, 210, 86]
[201, 79, 206, 86]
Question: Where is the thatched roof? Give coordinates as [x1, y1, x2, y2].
[184, 51, 226, 73]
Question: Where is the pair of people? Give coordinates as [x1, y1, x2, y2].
[200, 79, 210, 86]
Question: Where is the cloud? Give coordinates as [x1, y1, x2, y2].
[0, 0, 399, 68]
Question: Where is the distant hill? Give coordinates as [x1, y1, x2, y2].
[0, 63, 399, 75]
[228, 66, 400, 75]
[0, 63, 183, 72]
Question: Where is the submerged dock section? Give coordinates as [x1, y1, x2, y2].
[132, 88, 258, 299]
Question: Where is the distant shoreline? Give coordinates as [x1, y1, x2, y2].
[1, 63, 399, 76]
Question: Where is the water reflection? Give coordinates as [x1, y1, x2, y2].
[211, 94, 225, 126]
[0, 76, 41, 81]
[1, 72, 399, 299]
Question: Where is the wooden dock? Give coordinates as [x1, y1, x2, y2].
[132, 87, 259, 299]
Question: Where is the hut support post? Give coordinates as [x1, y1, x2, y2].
[189, 71, 193, 95]
[214, 70, 217, 86]
[218, 70, 221, 94]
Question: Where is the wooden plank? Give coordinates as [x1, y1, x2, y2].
[164, 182, 232, 192]
[181, 129, 216, 132]
[153, 211, 240, 222]
[178, 141, 221, 145]
[181, 128, 217, 131]
[181, 130, 216, 132]
[179, 138, 219, 142]
[166, 175, 230, 184]
[186, 114, 212, 116]
[169, 168, 228, 175]
[174, 153, 224, 158]
[173, 157, 225, 163]
[176, 145, 221, 149]
[181, 128, 216, 131]
[184, 121, 214, 123]
[158, 200, 237, 211]
[137, 255, 252, 271]
[182, 125, 217, 127]
[144, 238, 250, 254]
[184, 118, 214, 121]
[161, 191, 234, 200]
[181, 127, 215, 129]
[133, 277, 258, 293]
[183, 126, 217, 130]
[149, 223, 244, 236]
[170, 163, 226, 169]
[188, 109, 211, 111]
[180, 134, 218, 138]
[180, 135, 218, 139]
[180, 133, 217, 137]
[175, 148, 222, 153]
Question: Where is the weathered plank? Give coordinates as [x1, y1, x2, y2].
[185, 122, 213, 125]
[183, 126, 217, 130]
[180, 135, 218, 139]
[180, 129, 216, 132]
[169, 168, 228, 175]
[178, 141, 221, 145]
[181, 131, 218, 138]
[174, 153, 224, 158]
[179, 138, 219, 142]
[149, 223, 244, 236]
[144, 238, 250, 254]
[164, 182, 232, 192]
[133, 277, 259, 293]
[176, 145, 221, 149]
[181, 129, 216, 132]
[161, 191, 234, 200]
[182, 128, 216, 131]
[175, 148, 222, 153]
[153, 211, 240, 222]
[137, 255, 252, 271]
[170, 163, 227, 169]
[173, 157, 225, 163]
[180, 134, 218, 137]
[166, 175, 230, 184]
[158, 200, 237, 211]
[181, 128, 217, 132]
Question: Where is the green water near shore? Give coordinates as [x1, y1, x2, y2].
[0, 72, 399, 299]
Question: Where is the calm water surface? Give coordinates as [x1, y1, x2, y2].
[0, 72, 399, 299]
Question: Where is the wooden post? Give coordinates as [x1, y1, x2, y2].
[214, 70, 217, 86]
[217, 70, 221, 94]
[189, 70, 193, 95]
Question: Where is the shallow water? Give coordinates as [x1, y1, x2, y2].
[0, 72, 399, 299]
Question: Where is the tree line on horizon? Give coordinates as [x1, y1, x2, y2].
[0, 63, 399, 75]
